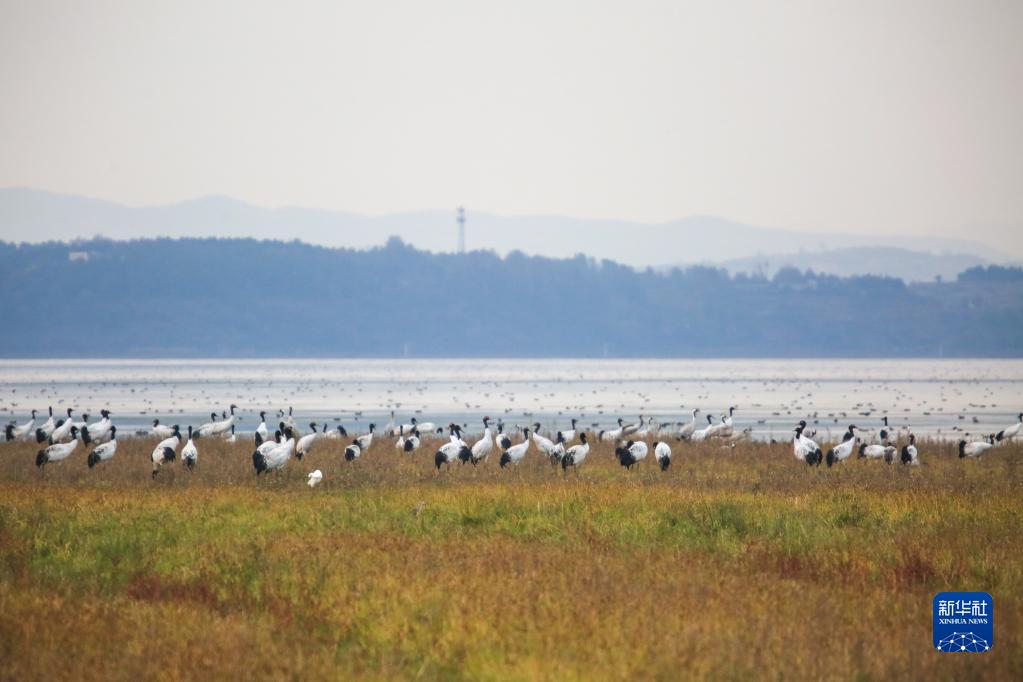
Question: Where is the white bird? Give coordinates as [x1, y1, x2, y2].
[728, 427, 753, 443]
[469, 416, 494, 465]
[599, 418, 627, 442]
[412, 417, 439, 434]
[5, 409, 36, 441]
[296, 422, 324, 460]
[858, 442, 897, 463]
[654, 441, 672, 471]
[678, 408, 700, 441]
[499, 428, 531, 468]
[712, 409, 735, 438]
[959, 437, 994, 459]
[869, 417, 893, 444]
[402, 429, 421, 453]
[151, 419, 176, 440]
[254, 427, 296, 474]
[48, 408, 76, 443]
[198, 404, 238, 437]
[691, 415, 717, 442]
[353, 423, 376, 451]
[151, 427, 181, 478]
[614, 440, 648, 469]
[224, 424, 237, 444]
[254, 430, 282, 458]
[560, 433, 590, 472]
[825, 426, 859, 467]
[34, 407, 56, 443]
[633, 417, 654, 439]
[621, 417, 641, 436]
[531, 423, 559, 460]
[87, 426, 118, 468]
[495, 421, 513, 450]
[81, 409, 113, 445]
[556, 418, 578, 445]
[280, 407, 298, 432]
[793, 423, 822, 465]
[181, 426, 198, 471]
[996, 413, 1022, 442]
[36, 427, 80, 468]
[255, 411, 270, 442]
[900, 434, 920, 466]
[155, 424, 182, 451]
[307, 470, 323, 488]
[344, 441, 362, 461]
[434, 437, 471, 469]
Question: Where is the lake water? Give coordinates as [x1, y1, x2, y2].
[1, 358, 1020, 442]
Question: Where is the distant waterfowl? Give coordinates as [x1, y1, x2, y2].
[499, 428, 531, 468]
[561, 433, 589, 472]
[5, 409, 36, 441]
[87, 425, 117, 468]
[654, 441, 672, 471]
[224, 425, 237, 444]
[307, 470, 323, 488]
[36, 426, 79, 468]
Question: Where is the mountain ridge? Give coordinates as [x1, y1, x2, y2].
[0, 187, 1003, 271]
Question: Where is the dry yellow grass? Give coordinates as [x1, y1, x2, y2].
[0, 434, 1021, 680]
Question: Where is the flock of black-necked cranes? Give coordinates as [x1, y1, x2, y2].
[3, 404, 1021, 485]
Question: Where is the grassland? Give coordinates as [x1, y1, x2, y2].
[0, 434, 1021, 680]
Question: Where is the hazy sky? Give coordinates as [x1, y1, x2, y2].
[1, 0, 1021, 248]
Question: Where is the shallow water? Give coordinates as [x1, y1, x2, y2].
[1, 358, 1020, 442]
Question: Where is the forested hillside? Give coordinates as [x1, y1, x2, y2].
[0, 237, 1020, 357]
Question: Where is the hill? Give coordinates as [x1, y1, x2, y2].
[715, 246, 990, 283]
[0, 237, 1020, 357]
[0, 187, 1005, 270]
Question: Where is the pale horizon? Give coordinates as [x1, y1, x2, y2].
[2, 1, 1022, 253]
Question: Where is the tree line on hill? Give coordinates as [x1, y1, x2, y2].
[0, 237, 1020, 357]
